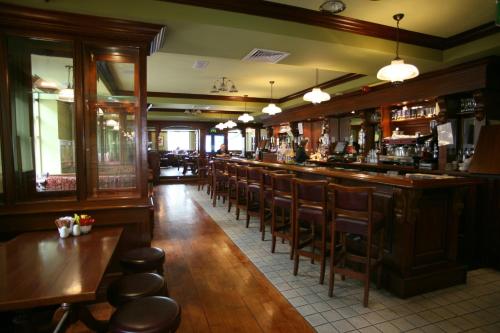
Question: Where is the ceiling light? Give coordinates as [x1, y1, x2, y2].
[320, 0, 346, 14]
[238, 95, 254, 123]
[210, 77, 238, 93]
[215, 122, 227, 130]
[58, 65, 74, 102]
[303, 69, 331, 104]
[225, 120, 237, 129]
[262, 81, 281, 116]
[377, 13, 419, 85]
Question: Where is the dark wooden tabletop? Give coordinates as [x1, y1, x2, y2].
[0, 227, 122, 311]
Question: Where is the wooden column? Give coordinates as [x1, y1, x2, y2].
[199, 128, 207, 155]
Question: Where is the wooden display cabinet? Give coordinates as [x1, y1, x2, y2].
[0, 4, 165, 257]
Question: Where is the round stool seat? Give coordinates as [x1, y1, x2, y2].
[107, 273, 165, 307]
[109, 296, 181, 333]
[120, 247, 165, 274]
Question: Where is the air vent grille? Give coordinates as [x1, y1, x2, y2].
[242, 48, 290, 64]
[192, 60, 209, 70]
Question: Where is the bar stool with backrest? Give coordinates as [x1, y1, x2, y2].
[235, 165, 248, 220]
[293, 179, 329, 284]
[270, 173, 295, 259]
[226, 163, 238, 213]
[211, 160, 228, 207]
[328, 183, 385, 307]
[245, 167, 264, 233]
[262, 169, 288, 240]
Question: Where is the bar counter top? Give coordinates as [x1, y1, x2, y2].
[222, 157, 479, 189]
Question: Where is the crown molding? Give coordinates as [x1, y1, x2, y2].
[0, 3, 166, 55]
[149, 107, 247, 115]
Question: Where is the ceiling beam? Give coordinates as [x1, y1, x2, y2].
[159, 0, 500, 51]
[148, 91, 273, 103]
[150, 107, 247, 115]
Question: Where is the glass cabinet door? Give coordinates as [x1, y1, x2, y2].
[85, 47, 140, 196]
[7, 36, 76, 200]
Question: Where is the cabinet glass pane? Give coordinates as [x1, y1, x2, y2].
[93, 59, 137, 191]
[7, 36, 75, 198]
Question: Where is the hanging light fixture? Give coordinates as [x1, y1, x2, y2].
[210, 77, 238, 93]
[303, 69, 331, 104]
[319, 0, 346, 14]
[215, 122, 227, 130]
[58, 65, 74, 102]
[262, 81, 282, 116]
[377, 13, 419, 85]
[224, 120, 237, 128]
[238, 95, 254, 123]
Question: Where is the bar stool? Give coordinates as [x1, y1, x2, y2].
[245, 167, 264, 234]
[262, 170, 288, 240]
[293, 179, 329, 284]
[328, 183, 385, 307]
[226, 163, 238, 213]
[107, 273, 167, 307]
[270, 173, 295, 259]
[235, 165, 248, 220]
[120, 247, 165, 275]
[109, 296, 181, 333]
[211, 161, 228, 207]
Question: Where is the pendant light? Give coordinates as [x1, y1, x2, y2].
[238, 95, 254, 123]
[215, 122, 227, 130]
[303, 69, 331, 104]
[377, 13, 419, 85]
[262, 81, 282, 115]
[58, 65, 74, 102]
[224, 120, 237, 129]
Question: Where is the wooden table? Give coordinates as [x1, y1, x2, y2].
[0, 227, 122, 330]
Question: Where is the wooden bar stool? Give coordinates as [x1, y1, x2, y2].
[235, 165, 248, 220]
[196, 157, 209, 191]
[293, 179, 329, 284]
[226, 163, 238, 213]
[328, 183, 385, 307]
[107, 273, 167, 307]
[270, 173, 295, 259]
[262, 170, 288, 240]
[211, 161, 228, 207]
[120, 247, 165, 275]
[109, 296, 181, 333]
[245, 167, 264, 234]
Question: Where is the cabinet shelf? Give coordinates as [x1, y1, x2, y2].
[391, 116, 437, 124]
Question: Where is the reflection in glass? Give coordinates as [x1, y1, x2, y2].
[94, 60, 137, 190]
[8, 36, 76, 196]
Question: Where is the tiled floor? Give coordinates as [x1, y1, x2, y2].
[188, 185, 500, 333]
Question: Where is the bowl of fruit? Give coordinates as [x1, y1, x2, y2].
[74, 214, 95, 234]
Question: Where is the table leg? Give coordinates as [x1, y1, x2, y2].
[54, 303, 108, 333]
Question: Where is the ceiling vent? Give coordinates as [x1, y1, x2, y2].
[242, 48, 290, 64]
[192, 60, 209, 70]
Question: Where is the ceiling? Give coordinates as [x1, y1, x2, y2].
[5, 0, 500, 123]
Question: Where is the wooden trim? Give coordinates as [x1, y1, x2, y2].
[147, 91, 272, 103]
[148, 120, 219, 129]
[278, 73, 366, 103]
[150, 108, 247, 115]
[0, 3, 166, 55]
[446, 22, 500, 49]
[161, 0, 499, 50]
[160, 0, 444, 49]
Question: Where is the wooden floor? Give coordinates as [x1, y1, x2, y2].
[72, 184, 313, 333]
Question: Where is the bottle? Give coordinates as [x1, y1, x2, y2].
[433, 143, 439, 160]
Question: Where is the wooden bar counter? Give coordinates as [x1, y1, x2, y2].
[220, 157, 479, 298]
